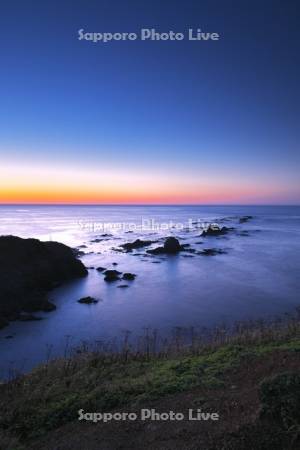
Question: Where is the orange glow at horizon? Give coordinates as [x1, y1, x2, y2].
[0, 163, 291, 205]
[0, 185, 287, 205]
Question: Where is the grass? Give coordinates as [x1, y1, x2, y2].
[1, 313, 300, 447]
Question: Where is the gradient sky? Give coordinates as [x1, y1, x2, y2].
[0, 0, 299, 204]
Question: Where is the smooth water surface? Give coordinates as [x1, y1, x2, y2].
[0, 205, 299, 376]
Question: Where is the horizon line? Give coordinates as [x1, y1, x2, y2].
[0, 203, 299, 207]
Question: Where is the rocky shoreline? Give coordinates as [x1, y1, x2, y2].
[0, 236, 87, 329]
[0, 218, 256, 329]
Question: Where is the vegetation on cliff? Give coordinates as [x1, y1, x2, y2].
[1, 312, 300, 449]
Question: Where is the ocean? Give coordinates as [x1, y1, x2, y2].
[0, 204, 299, 377]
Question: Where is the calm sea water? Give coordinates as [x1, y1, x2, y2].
[0, 205, 300, 377]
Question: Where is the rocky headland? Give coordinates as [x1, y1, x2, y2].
[0, 235, 87, 328]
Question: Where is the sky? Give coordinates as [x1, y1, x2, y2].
[0, 0, 299, 204]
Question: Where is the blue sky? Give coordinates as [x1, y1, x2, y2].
[0, 0, 299, 203]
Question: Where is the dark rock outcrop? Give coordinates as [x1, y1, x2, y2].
[77, 296, 98, 304]
[0, 235, 88, 328]
[72, 248, 85, 257]
[42, 300, 57, 312]
[201, 225, 234, 237]
[239, 216, 253, 223]
[147, 237, 185, 255]
[164, 237, 182, 253]
[101, 269, 137, 283]
[103, 269, 122, 282]
[122, 273, 136, 280]
[120, 239, 154, 252]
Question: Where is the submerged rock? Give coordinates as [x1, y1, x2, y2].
[201, 225, 234, 237]
[122, 273, 136, 280]
[0, 235, 87, 328]
[238, 230, 250, 236]
[96, 267, 107, 272]
[199, 248, 228, 256]
[117, 284, 129, 288]
[239, 215, 253, 223]
[120, 239, 154, 252]
[78, 296, 98, 304]
[183, 247, 196, 254]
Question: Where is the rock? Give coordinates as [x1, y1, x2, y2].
[239, 215, 253, 223]
[19, 313, 43, 322]
[112, 262, 118, 266]
[201, 225, 234, 237]
[77, 296, 98, 304]
[120, 239, 154, 252]
[164, 237, 182, 253]
[91, 234, 113, 243]
[147, 247, 166, 255]
[41, 300, 56, 312]
[218, 216, 238, 223]
[183, 247, 196, 253]
[103, 269, 122, 282]
[0, 318, 9, 329]
[147, 237, 184, 255]
[199, 248, 227, 256]
[104, 269, 122, 275]
[96, 267, 106, 272]
[0, 236, 88, 328]
[238, 231, 250, 236]
[72, 248, 85, 257]
[122, 273, 136, 280]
